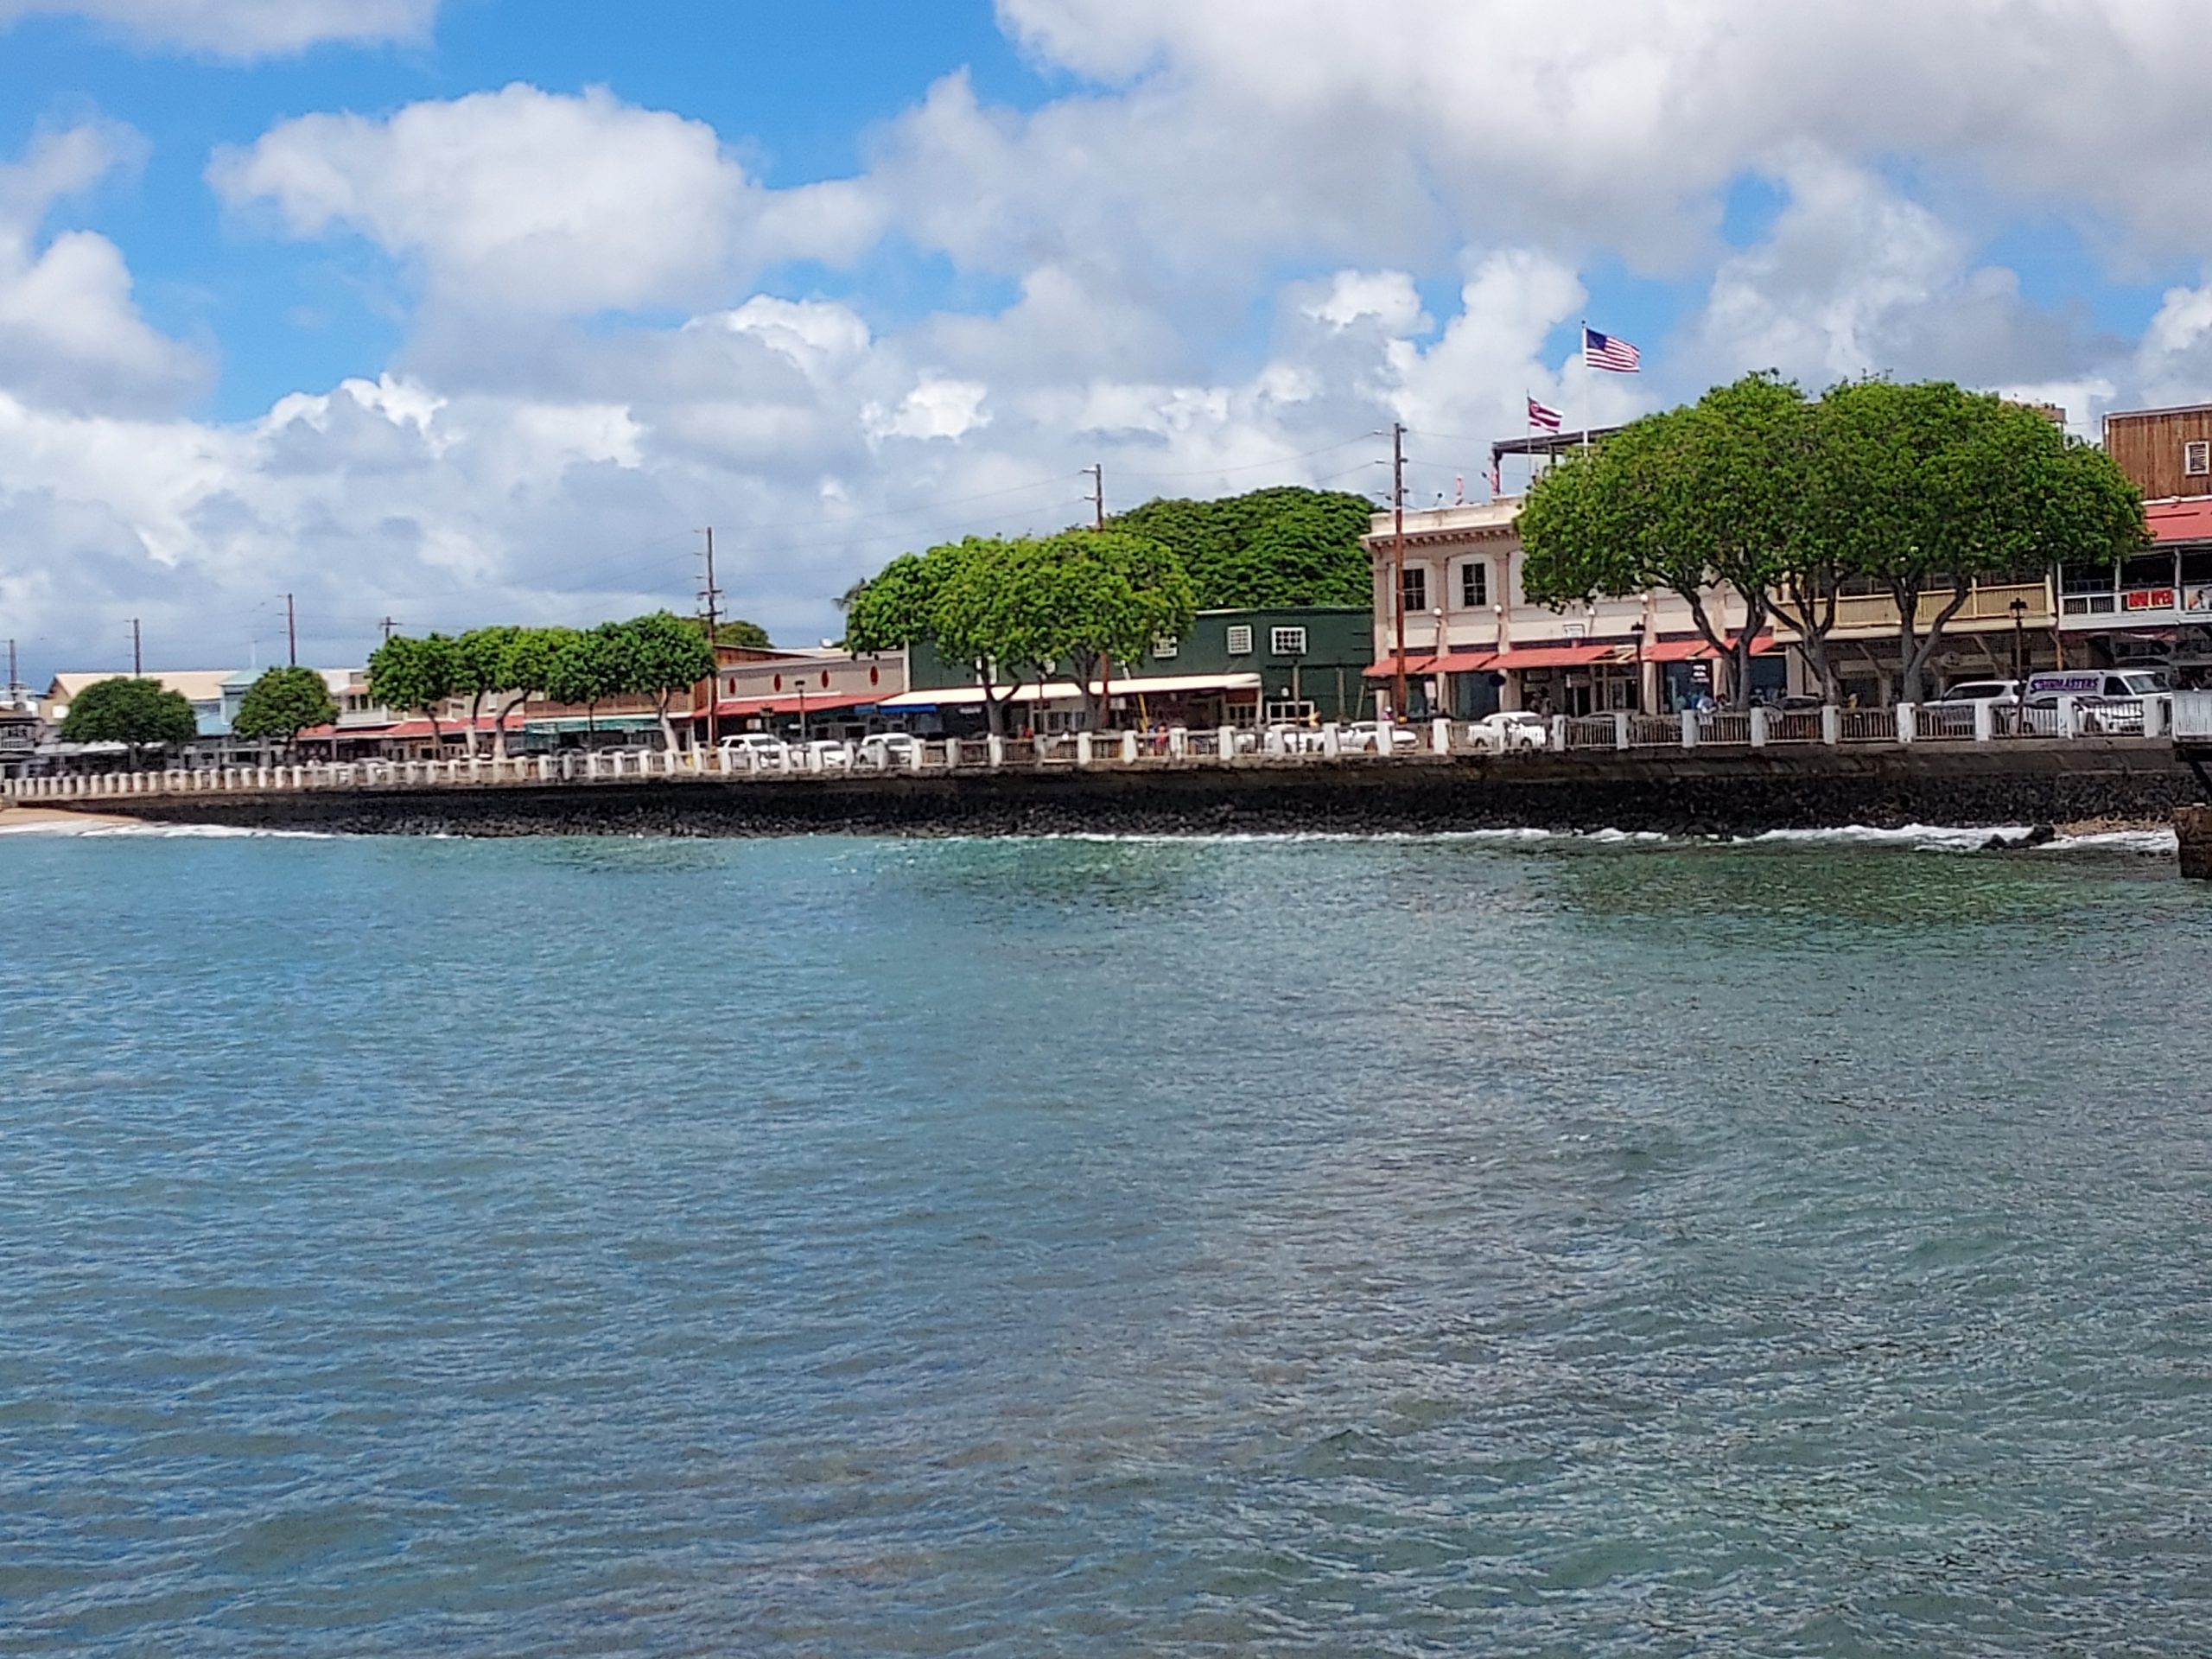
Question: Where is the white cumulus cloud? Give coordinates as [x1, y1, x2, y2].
[0, 0, 437, 56]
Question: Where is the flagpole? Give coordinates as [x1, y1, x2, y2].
[1580, 322, 1592, 450]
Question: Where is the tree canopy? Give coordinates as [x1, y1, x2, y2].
[1109, 486, 1374, 608]
[1519, 374, 2149, 706]
[232, 667, 338, 747]
[846, 530, 1195, 732]
[607, 612, 716, 748]
[712, 619, 772, 649]
[366, 632, 461, 741]
[59, 677, 198, 757]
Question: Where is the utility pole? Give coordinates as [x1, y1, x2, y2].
[131, 618, 142, 678]
[1087, 464, 1106, 531]
[285, 594, 298, 668]
[378, 616, 398, 643]
[1391, 423, 1408, 723]
[699, 527, 722, 751]
[6, 638, 16, 702]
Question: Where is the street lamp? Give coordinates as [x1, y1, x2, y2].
[1630, 620, 1647, 717]
[2010, 595, 2028, 731]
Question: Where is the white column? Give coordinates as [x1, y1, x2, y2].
[1219, 725, 1239, 761]
[1681, 711, 1700, 749]
[1322, 723, 1342, 759]
[2058, 696, 2080, 740]
[1431, 717, 1452, 755]
[1750, 708, 1770, 749]
[2148, 697, 2170, 739]
[1974, 701, 1994, 743]
[1896, 703, 1917, 745]
[1822, 705, 1841, 747]
[987, 734, 1005, 769]
[1613, 711, 1631, 750]
[1076, 732, 1094, 766]
[1168, 727, 1189, 759]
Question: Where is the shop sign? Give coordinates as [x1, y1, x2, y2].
[2124, 588, 2177, 611]
[2184, 587, 2212, 616]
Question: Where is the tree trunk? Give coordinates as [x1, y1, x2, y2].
[496, 694, 529, 759]
[655, 691, 678, 753]
[465, 692, 486, 758]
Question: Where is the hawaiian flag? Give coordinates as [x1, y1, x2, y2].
[1526, 395, 1564, 432]
[1583, 327, 1642, 373]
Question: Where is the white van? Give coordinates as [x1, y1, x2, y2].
[2025, 669, 2170, 734]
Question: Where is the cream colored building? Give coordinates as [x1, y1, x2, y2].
[1363, 500, 1766, 717]
[1365, 500, 2057, 715]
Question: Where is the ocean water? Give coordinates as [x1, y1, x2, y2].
[4, 829, 2211, 1656]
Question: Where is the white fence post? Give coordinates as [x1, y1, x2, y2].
[1822, 705, 1841, 747]
[1219, 724, 1238, 761]
[987, 734, 1006, 769]
[1681, 711, 1700, 750]
[1750, 708, 1770, 749]
[2059, 696, 2080, 740]
[1431, 717, 1452, 755]
[1552, 715, 1570, 752]
[1974, 701, 1994, 743]
[1897, 703, 1916, 745]
[1076, 732, 1094, 766]
[1321, 724, 1342, 759]
[1120, 731, 1138, 764]
[1169, 728, 1189, 759]
[1613, 711, 1631, 751]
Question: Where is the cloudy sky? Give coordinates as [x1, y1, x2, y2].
[5, 0, 2212, 679]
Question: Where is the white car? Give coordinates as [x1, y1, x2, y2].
[801, 739, 854, 771]
[1470, 711, 1549, 752]
[858, 733, 921, 768]
[1341, 721, 1421, 754]
[720, 733, 791, 770]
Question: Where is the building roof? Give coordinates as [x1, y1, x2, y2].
[2149, 499, 2212, 544]
[47, 670, 237, 705]
[880, 672, 1262, 709]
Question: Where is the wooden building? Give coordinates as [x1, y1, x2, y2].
[2105, 404, 2212, 501]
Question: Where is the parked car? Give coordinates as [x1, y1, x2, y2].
[1341, 721, 1421, 754]
[858, 733, 921, 768]
[720, 733, 791, 770]
[1470, 711, 1549, 752]
[1924, 679, 2021, 709]
[801, 739, 854, 771]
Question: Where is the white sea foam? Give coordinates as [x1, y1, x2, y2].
[0, 819, 334, 840]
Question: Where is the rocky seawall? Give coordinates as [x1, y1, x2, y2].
[48, 742, 2206, 839]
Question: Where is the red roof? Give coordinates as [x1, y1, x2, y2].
[1490, 643, 1617, 670]
[1430, 650, 1498, 673]
[703, 693, 879, 719]
[1363, 654, 1435, 679]
[2149, 499, 2212, 544]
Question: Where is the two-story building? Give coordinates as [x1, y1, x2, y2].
[879, 607, 1372, 732]
[2056, 405, 2212, 679]
[1363, 501, 1777, 718]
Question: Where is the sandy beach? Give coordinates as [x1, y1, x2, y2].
[0, 805, 135, 832]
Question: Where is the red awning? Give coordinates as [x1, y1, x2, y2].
[1490, 644, 1617, 671]
[2150, 499, 2212, 544]
[1363, 655, 1435, 679]
[1639, 637, 1708, 664]
[1432, 651, 1498, 674]
[707, 692, 879, 719]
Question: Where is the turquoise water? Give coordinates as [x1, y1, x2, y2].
[4, 829, 2211, 1656]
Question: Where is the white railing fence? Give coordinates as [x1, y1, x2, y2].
[0, 702, 2184, 805]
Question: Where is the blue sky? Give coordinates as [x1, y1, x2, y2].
[5, 0, 2212, 677]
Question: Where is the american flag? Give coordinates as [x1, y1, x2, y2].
[1526, 395, 1563, 431]
[1583, 327, 1641, 373]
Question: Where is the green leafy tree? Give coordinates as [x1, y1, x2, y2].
[544, 624, 627, 734]
[59, 676, 197, 766]
[711, 619, 772, 650]
[1811, 379, 2147, 702]
[231, 666, 339, 752]
[1111, 486, 1374, 608]
[366, 632, 461, 746]
[452, 626, 517, 756]
[1025, 529, 1198, 728]
[1522, 375, 1807, 709]
[491, 627, 575, 757]
[847, 538, 1030, 736]
[608, 611, 715, 750]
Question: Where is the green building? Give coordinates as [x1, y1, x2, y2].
[899, 607, 1375, 728]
